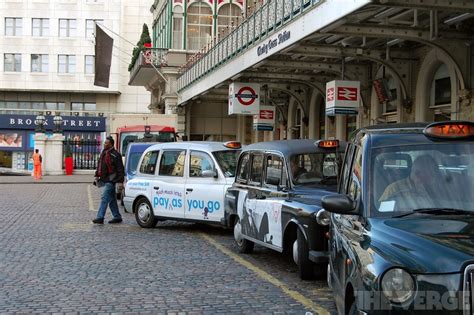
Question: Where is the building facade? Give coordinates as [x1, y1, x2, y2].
[0, 0, 159, 171]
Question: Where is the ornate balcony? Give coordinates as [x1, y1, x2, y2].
[128, 48, 169, 86]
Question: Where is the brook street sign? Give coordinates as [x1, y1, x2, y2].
[228, 82, 260, 115]
[326, 80, 360, 116]
[0, 114, 106, 132]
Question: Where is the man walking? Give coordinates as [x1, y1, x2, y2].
[92, 136, 124, 224]
[32, 149, 42, 180]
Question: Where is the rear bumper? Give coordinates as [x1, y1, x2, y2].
[123, 196, 134, 213]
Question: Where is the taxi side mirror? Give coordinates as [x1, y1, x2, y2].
[322, 194, 357, 214]
[202, 169, 218, 178]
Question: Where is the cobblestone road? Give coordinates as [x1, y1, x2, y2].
[0, 183, 335, 315]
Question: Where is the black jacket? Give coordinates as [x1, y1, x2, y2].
[95, 148, 124, 184]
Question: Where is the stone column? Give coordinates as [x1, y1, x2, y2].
[44, 134, 65, 175]
[34, 133, 47, 169]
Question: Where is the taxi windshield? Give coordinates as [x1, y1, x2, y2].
[290, 152, 340, 186]
[371, 143, 474, 216]
[213, 150, 240, 177]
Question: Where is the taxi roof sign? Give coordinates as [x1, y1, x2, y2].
[317, 140, 339, 148]
[224, 141, 242, 149]
[424, 121, 474, 140]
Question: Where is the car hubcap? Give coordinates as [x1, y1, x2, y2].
[234, 221, 243, 246]
[293, 240, 298, 265]
[138, 203, 150, 222]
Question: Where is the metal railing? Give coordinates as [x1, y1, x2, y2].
[177, 0, 324, 91]
[63, 139, 102, 170]
[130, 48, 169, 78]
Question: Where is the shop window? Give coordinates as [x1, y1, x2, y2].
[217, 4, 241, 39]
[186, 3, 212, 51]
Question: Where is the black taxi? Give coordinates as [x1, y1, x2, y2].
[319, 121, 474, 314]
[224, 139, 346, 280]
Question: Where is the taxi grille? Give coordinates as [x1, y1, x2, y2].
[464, 265, 474, 315]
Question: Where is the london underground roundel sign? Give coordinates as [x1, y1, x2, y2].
[228, 83, 260, 115]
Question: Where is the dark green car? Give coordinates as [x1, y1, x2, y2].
[318, 121, 474, 314]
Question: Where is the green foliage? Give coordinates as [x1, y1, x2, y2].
[128, 23, 152, 71]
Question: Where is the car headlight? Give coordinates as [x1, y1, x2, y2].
[381, 268, 415, 304]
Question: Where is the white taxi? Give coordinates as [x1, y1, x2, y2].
[123, 141, 241, 228]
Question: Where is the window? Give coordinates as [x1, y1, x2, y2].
[71, 102, 83, 111]
[4, 53, 21, 72]
[139, 151, 159, 175]
[84, 55, 94, 74]
[250, 154, 264, 184]
[31, 54, 48, 72]
[339, 144, 355, 194]
[348, 147, 362, 200]
[237, 153, 250, 183]
[186, 3, 212, 50]
[58, 55, 76, 73]
[59, 19, 76, 37]
[265, 155, 284, 187]
[217, 4, 241, 38]
[32, 18, 49, 37]
[71, 102, 96, 114]
[189, 151, 215, 177]
[159, 150, 186, 177]
[86, 19, 103, 38]
[5, 18, 22, 36]
[172, 15, 183, 49]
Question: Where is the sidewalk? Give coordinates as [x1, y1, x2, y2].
[0, 174, 93, 184]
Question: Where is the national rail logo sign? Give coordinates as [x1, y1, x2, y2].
[229, 83, 260, 115]
[253, 105, 275, 131]
[326, 80, 360, 116]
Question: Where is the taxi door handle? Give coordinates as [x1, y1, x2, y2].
[186, 188, 193, 192]
[153, 186, 160, 190]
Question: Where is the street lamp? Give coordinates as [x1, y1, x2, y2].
[35, 113, 46, 133]
[53, 113, 63, 133]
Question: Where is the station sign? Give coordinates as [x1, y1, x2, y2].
[253, 106, 275, 131]
[326, 80, 360, 116]
[228, 83, 260, 115]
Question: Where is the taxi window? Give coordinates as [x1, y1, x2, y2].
[250, 154, 264, 185]
[189, 151, 215, 177]
[265, 155, 284, 188]
[348, 146, 362, 200]
[159, 150, 186, 177]
[139, 150, 159, 175]
[236, 153, 250, 183]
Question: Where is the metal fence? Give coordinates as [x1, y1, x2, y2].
[177, 0, 324, 91]
[63, 139, 102, 170]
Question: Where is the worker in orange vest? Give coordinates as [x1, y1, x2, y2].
[32, 149, 43, 180]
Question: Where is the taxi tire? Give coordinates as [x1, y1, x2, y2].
[135, 198, 158, 228]
[234, 219, 254, 254]
[296, 228, 314, 280]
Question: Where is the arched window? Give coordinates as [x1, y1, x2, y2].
[172, 6, 183, 49]
[217, 3, 241, 39]
[186, 3, 212, 51]
[430, 63, 451, 121]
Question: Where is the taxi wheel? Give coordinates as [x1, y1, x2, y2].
[234, 219, 254, 254]
[293, 229, 314, 280]
[135, 198, 157, 228]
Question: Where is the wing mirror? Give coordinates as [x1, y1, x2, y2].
[202, 169, 218, 178]
[321, 194, 357, 214]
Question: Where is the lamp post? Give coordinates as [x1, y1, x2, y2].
[35, 113, 46, 133]
[53, 113, 63, 134]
